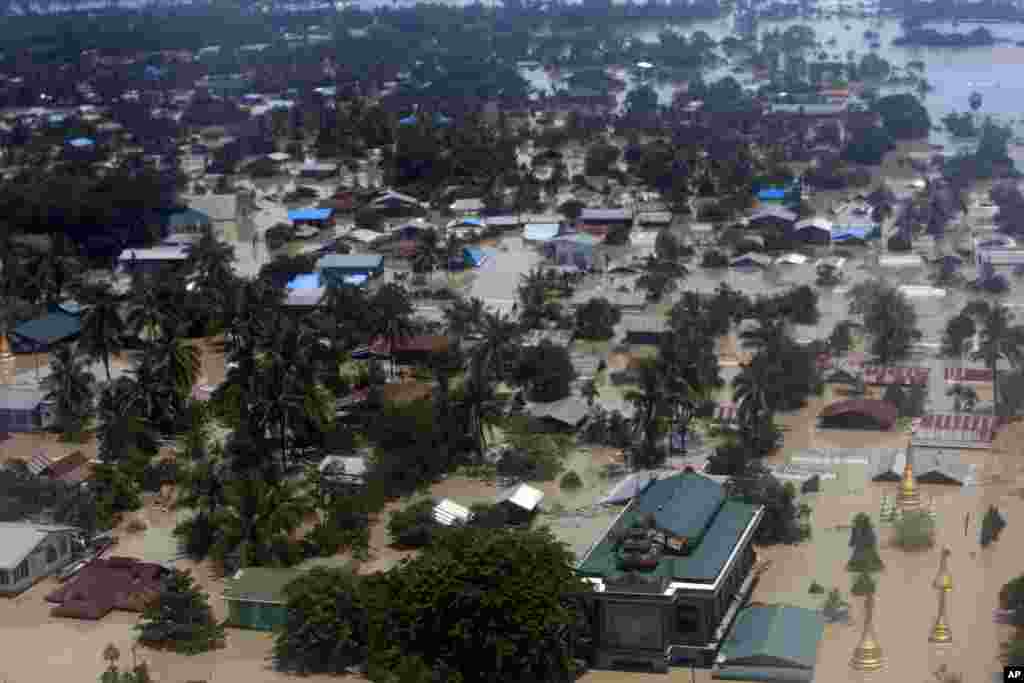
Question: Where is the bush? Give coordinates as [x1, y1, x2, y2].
[560, 470, 583, 491]
[809, 580, 825, 594]
[265, 222, 294, 250]
[800, 474, 821, 494]
[387, 498, 441, 548]
[892, 509, 935, 551]
[605, 223, 631, 245]
[981, 504, 1008, 547]
[575, 297, 621, 340]
[851, 571, 877, 596]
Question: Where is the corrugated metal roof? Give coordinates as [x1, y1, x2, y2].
[433, 498, 473, 526]
[0, 522, 74, 569]
[716, 605, 824, 670]
[634, 473, 725, 542]
[224, 567, 305, 603]
[0, 388, 47, 411]
[317, 254, 383, 270]
[189, 194, 237, 222]
[495, 483, 544, 511]
[12, 312, 82, 347]
[524, 397, 590, 427]
[118, 246, 189, 262]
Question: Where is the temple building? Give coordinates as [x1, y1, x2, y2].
[575, 472, 764, 671]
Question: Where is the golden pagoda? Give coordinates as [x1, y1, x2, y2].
[852, 592, 884, 672]
[897, 452, 921, 511]
[930, 548, 953, 643]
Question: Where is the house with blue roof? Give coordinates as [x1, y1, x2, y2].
[288, 207, 335, 230]
[316, 253, 384, 287]
[9, 303, 84, 352]
[575, 472, 764, 671]
[67, 137, 95, 149]
[546, 233, 599, 269]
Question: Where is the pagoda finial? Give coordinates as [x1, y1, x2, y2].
[0, 331, 13, 386]
[930, 548, 953, 644]
[898, 451, 920, 511]
[851, 592, 884, 672]
[934, 547, 952, 593]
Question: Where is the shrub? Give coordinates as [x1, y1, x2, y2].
[809, 580, 825, 594]
[822, 588, 850, 623]
[387, 498, 440, 548]
[981, 504, 1008, 547]
[851, 572, 876, 596]
[801, 475, 821, 494]
[560, 470, 583, 491]
[892, 509, 935, 551]
[575, 297, 621, 340]
[135, 569, 226, 654]
[265, 222, 294, 250]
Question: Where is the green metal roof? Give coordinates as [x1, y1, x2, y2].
[577, 478, 759, 584]
[168, 208, 212, 229]
[634, 472, 726, 544]
[12, 311, 82, 347]
[718, 605, 825, 669]
[223, 568, 304, 604]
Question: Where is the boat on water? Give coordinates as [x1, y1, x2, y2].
[870, 41, 881, 48]
[968, 81, 998, 88]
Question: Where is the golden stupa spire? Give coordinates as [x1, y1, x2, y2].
[898, 451, 921, 511]
[852, 592, 885, 672]
[930, 548, 953, 643]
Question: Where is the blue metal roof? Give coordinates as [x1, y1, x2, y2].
[168, 208, 212, 229]
[287, 273, 322, 290]
[717, 605, 825, 671]
[288, 208, 334, 222]
[464, 247, 488, 267]
[67, 137, 95, 148]
[317, 254, 383, 270]
[12, 311, 82, 347]
[633, 472, 726, 542]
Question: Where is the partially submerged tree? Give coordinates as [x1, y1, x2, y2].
[135, 569, 226, 655]
[981, 504, 1007, 547]
[847, 512, 884, 572]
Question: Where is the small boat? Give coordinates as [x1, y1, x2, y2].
[870, 41, 881, 49]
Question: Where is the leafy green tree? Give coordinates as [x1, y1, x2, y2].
[624, 358, 669, 468]
[847, 512, 884, 572]
[892, 509, 935, 551]
[574, 297, 620, 340]
[367, 526, 591, 683]
[387, 498, 442, 548]
[842, 124, 893, 165]
[625, 84, 659, 117]
[873, 93, 931, 140]
[43, 344, 96, 435]
[136, 568, 226, 655]
[851, 571, 877, 596]
[981, 504, 1007, 547]
[941, 312, 976, 359]
[273, 566, 372, 675]
[515, 340, 576, 402]
[967, 301, 1024, 412]
[726, 465, 806, 545]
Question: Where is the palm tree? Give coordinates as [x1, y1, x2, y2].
[126, 274, 179, 346]
[78, 284, 125, 382]
[367, 283, 416, 378]
[211, 474, 311, 569]
[581, 378, 599, 408]
[733, 356, 778, 456]
[412, 227, 440, 280]
[185, 227, 237, 327]
[445, 296, 487, 338]
[465, 310, 520, 460]
[96, 379, 158, 464]
[624, 359, 667, 469]
[430, 342, 467, 471]
[947, 384, 978, 413]
[43, 344, 96, 434]
[148, 334, 202, 409]
[969, 302, 1024, 412]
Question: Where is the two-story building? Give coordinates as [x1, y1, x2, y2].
[575, 472, 763, 672]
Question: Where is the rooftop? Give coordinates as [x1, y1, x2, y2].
[577, 473, 760, 586]
[714, 605, 825, 676]
[0, 522, 77, 570]
[223, 567, 304, 604]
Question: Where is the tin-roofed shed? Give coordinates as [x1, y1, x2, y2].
[713, 605, 825, 682]
[223, 567, 304, 631]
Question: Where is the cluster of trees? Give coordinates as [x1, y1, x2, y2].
[942, 301, 1024, 413]
[272, 527, 592, 682]
[848, 280, 922, 363]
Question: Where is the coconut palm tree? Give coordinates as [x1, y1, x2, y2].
[43, 344, 96, 435]
[367, 283, 416, 378]
[96, 379, 158, 464]
[185, 227, 237, 327]
[211, 474, 311, 569]
[733, 355, 778, 456]
[465, 310, 520, 459]
[624, 358, 668, 469]
[78, 284, 125, 382]
[445, 296, 487, 338]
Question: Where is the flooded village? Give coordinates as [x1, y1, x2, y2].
[1, 1, 1024, 682]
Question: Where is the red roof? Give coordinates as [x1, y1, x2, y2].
[863, 366, 930, 386]
[47, 557, 169, 620]
[944, 367, 994, 384]
[820, 399, 898, 429]
[46, 451, 91, 482]
[914, 414, 1000, 443]
[369, 335, 450, 355]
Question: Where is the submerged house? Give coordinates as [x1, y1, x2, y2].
[546, 233, 599, 269]
[223, 567, 302, 631]
[819, 399, 897, 431]
[47, 557, 170, 619]
[316, 253, 384, 287]
[576, 472, 763, 671]
[0, 522, 78, 595]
